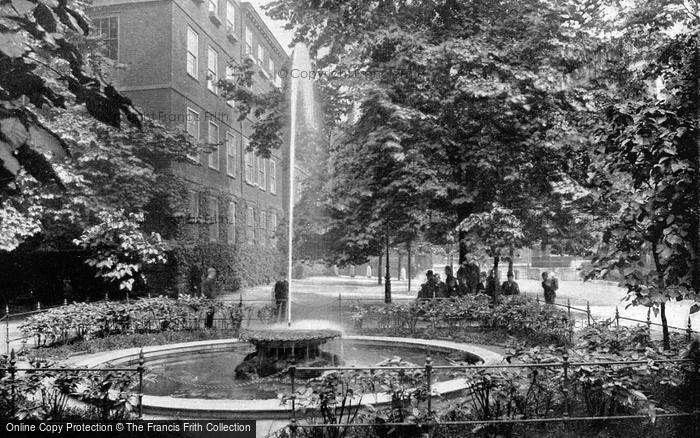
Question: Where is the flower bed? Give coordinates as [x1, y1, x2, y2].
[350, 294, 574, 345]
[20, 295, 244, 347]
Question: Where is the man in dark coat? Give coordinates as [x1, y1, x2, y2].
[542, 271, 558, 304]
[273, 279, 289, 322]
[417, 270, 437, 300]
[501, 272, 520, 296]
[475, 272, 487, 294]
[444, 266, 458, 297]
[201, 267, 218, 328]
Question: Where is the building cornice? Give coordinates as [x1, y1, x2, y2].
[240, 2, 288, 59]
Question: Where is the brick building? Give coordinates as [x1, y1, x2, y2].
[90, 0, 292, 292]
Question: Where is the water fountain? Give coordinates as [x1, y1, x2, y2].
[230, 43, 344, 380]
[69, 44, 503, 419]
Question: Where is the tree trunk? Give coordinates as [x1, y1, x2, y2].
[385, 230, 391, 303]
[492, 255, 500, 303]
[660, 302, 670, 350]
[378, 251, 382, 285]
[397, 251, 402, 281]
[508, 247, 514, 276]
[459, 230, 467, 266]
[407, 241, 412, 292]
[652, 242, 671, 349]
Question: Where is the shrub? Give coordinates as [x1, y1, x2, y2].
[0, 356, 136, 421]
[20, 295, 245, 346]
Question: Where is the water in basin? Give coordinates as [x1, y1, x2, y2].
[141, 339, 461, 400]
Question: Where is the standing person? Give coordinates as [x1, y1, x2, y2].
[444, 266, 458, 296]
[434, 273, 449, 298]
[417, 270, 437, 300]
[457, 276, 470, 296]
[201, 267, 218, 328]
[475, 272, 487, 294]
[486, 270, 497, 300]
[501, 272, 520, 296]
[542, 271, 558, 304]
[273, 279, 289, 322]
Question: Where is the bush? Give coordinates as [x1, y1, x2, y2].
[277, 325, 695, 438]
[0, 356, 136, 421]
[20, 295, 244, 346]
[351, 295, 573, 345]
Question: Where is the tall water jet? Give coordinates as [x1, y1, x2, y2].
[286, 43, 316, 326]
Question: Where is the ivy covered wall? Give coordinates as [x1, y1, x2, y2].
[144, 188, 287, 295]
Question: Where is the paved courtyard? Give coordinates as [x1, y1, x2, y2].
[4, 270, 697, 355]
[224, 270, 700, 338]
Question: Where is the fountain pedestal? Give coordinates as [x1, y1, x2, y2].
[235, 329, 342, 379]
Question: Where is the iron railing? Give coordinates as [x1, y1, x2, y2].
[281, 356, 699, 437]
[0, 348, 145, 420]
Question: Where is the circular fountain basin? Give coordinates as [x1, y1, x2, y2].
[71, 336, 501, 419]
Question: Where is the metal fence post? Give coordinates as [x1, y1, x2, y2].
[562, 354, 569, 418]
[5, 305, 9, 355]
[137, 348, 145, 419]
[687, 317, 693, 341]
[63, 298, 67, 306]
[9, 348, 16, 416]
[646, 308, 652, 331]
[105, 292, 109, 301]
[567, 299, 571, 321]
[615, 307, 620, 327]
[425, 356, 433, 415]
[586, 301, 591, 326]
[36, 301, 41, 311]
[290, 359, 297, 421]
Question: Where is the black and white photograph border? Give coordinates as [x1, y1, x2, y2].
[0, 0, 698, 437]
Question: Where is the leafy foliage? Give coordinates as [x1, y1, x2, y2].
[73, 210, 168, 291]
[19, 295, 244, 346]
[0, 356, 136, 421]
[352, 295, 573, 345]
[0, 0, 141, 193]
[584, 2, 699, 348]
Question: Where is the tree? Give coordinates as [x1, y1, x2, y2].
[263, 0, 598, 263]
[320, 89, 450, 301]
[73, 210, 168, 292]
[584, 2, 699, 349]
[1, 1, 201, 301]
[0, 0, 141, 193]
[459, 205, 525, 302]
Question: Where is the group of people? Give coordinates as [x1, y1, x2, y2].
[417, 266, 522, 300]
[417, 265, 559, 303]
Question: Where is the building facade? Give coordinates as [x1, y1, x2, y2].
[90, 0, 290, 292]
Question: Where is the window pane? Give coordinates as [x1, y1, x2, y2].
[209, 198, 219, 242]
[226, 2, 235, 29]
[186, 108, 199, 162]
[96, 17, 118, 60]
[187, 27, 198, 78]
[207, 47, 217, 93]
[245, 27, 253, 54]
[269, 159, 277, 194]
[226, 132, 236, 177]
[228, 201, 236, 243]
[208, 122, 219, 169]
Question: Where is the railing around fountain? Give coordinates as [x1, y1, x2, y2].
[0, 348, 146, 420]
[281, 356, 700, 437]
[335, 295, 699, 339]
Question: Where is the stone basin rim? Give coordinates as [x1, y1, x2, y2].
[69, 336, 503, 419]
